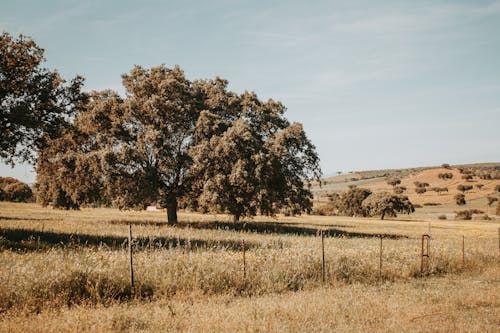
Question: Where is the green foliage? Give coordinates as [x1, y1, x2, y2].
[0, 32, 85, 165]
[361, 192, 414, 220]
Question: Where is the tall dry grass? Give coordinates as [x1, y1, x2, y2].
[1, 202, 498, 317]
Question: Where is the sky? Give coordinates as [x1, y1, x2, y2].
[1, 0, 500, 183]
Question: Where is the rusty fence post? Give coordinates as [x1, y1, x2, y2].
[321, 230, 325, 284]
[421, 234, 431, 276]
[128, 224, 135, 295]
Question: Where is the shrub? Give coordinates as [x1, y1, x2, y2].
[487, 196, 498, 206]
[461, 175, 473, 181]
[415, 187, 426, 194]
[455, 194, 466, 206]
[455, 210, 472, 220]
[393, 186, 406, 194]
[475, 184, 484, 190]
[414, 181, 429, 188]
[3, 182, 33, 202]
[457, 184, 473, 193]
[386, 178, 401, 186]
[437, 214, 447, 220]
[441, 163, 451, 169]
[431, 187, 448, 195]
[438, 172, 453, 180]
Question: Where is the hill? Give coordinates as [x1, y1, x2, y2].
[313, 163, 500, 218]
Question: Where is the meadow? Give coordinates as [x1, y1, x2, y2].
[0, 201, 499, 332]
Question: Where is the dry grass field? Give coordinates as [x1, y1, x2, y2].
[0, 201, 499, 332]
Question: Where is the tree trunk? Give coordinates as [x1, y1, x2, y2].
[166, 195, 178, 225]
[380, 210, 386, 220]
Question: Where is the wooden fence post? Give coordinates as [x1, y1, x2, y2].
[321, 230, 325, 283]
[462, 235, 465, 267]
[128, 224, 135, 295]
[242, 239, 246, 279]
[379, 235, 383, 281]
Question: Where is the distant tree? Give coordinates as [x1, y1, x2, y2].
[361, 192, 414, 220]
[335, 187, 372, 217]
[441, 163, 451, 169]
[414, 181, 429, 188]
[0, 177, 33, 202]
[461, 174, 473, 181]
[455, 210, 472, 220]
[393, 186, 406, 194]
[415, 187, 427, 194]
[0, 32, 85, 165]
[438, 172, 453, 180]
[431, 187, 448, 195]
[487, 196, 498, 206]
[387, 178, 401, 187]
[457, 184, 473, 193]
[455, 194, 466, 206]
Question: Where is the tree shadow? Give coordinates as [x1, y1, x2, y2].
[180, 221, 406, 239]
[0, 228, 259, 253]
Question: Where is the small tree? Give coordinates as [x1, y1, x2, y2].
[438, 172, 453, 180]
[361, 192, 414, 220]
[431, 187, 448, 195]
[455, 193, 466, 205]
[336, 187, 372, 217]
[457, 184, 473, 193]
[487, 196, 498, 206]
[387, 178, 401, 187]
[393, 186, 406, 194]
[461, 174, 473, 181]
[415, 187, 427, 194]
[441, 163, 451, 169]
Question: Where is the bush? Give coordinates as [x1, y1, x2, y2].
[437, 214, 447, 220]
[2, 182, 33, 202]
[414, 181, 429, 188]
[487, 196, 498, 206]
[455, 210, 472, 220]
[455, 194, 466, 205]
[441, 163, 451, 169]
[461, 175, 473, 181]
[393, 186, 406, 194]
[415, 187, 426, 194]
[386, 178, 401, 186]
[438, 172, 453, 180]
[457, 184, 473, 193]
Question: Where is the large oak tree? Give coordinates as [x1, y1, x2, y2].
[0, 32, 84, 165]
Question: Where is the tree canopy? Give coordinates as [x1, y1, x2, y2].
[0, 32, 84, 164]
[362, 192, 414, 220]
[36, 65, 321, 223]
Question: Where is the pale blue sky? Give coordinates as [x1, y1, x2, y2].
[1, 0, 500, 182]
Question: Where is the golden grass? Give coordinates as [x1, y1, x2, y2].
[0, 202, 499, 332]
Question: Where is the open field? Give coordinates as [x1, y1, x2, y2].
[1, 202, 499, 332]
